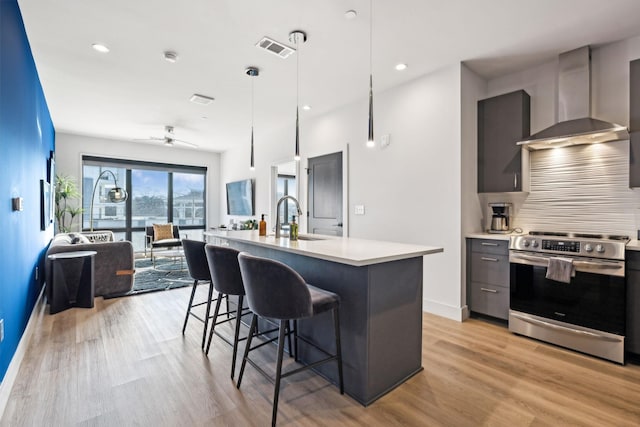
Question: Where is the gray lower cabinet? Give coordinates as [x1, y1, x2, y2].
[626, 250, 640, 354]
[478, 89, 530, 193]
[467, 238, 510, 320]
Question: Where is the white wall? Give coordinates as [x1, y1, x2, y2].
[220, 64, 467, 320]
[460, 65, 487, 315]
[55, 132, 221, 230]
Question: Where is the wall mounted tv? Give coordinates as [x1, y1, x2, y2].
[226, 179, 255, 216]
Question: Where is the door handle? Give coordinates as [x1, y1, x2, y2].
[514, 173, 518, 189]
[333, 222, 343, 227]
[481, 257, 498, 262]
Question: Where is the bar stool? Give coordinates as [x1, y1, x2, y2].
[204, 244, 251, 378]
[204, 245, 294, 378]
[181, 239, 226, 349]
[236, 252, 344, 427]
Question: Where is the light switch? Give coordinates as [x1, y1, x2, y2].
[355, 205, 365, 215]
[380, 134, 391, 149]
[12, 197, 23, 211]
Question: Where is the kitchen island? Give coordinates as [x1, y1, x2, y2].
[211, 230, 443, 405]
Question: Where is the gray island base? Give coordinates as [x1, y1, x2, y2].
[214, 231, 443, 406]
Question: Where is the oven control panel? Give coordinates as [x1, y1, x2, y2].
[509, 235, 627, 260]
[542, 240, 580, 252]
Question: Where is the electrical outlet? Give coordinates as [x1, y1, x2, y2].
[354, 205, 365, 215]
[0, 319, 4, 342]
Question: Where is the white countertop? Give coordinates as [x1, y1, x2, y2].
[209, 230, 443, 267]
[466, 232, 514, 241]
[627, 239, 640, 251]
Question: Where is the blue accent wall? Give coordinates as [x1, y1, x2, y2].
[0, 0, 55, 382]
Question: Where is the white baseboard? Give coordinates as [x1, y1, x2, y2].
[0, 288, 45, 419]
[423, 298, 466, 322]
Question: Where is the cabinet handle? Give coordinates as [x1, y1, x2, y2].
[480, 287, 498, 293]
[481, 242, 498, 246]
[481, 257, 498, 262]
[514, 173, 518, 189]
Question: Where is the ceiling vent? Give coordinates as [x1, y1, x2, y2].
[189, 93, 214, 105]
[255, 36, 295, 59]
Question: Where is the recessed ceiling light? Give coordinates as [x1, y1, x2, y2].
[163, 51, 178, 63]
[395, 63, 408, 71]
[344, 10, 357, 20]
[302, 105, 312, 111]
[92, 43, 110, 53]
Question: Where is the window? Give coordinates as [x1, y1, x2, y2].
[82, 156, 207, 252]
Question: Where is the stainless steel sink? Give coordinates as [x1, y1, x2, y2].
[297, 234, 326, 241]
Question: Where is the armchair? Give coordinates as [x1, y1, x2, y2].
[145, 224, 182, 265]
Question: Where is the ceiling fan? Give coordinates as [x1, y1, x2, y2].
[135, 125, 198, 148]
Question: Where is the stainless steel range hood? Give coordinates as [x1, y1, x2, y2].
[517, 46, 629, 150]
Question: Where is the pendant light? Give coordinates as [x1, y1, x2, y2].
[246, 66, 259, 170]
[289, 30, 307, 161]
[366, 0, 375, 148]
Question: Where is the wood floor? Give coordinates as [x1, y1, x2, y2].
[2, 286, 640, 427]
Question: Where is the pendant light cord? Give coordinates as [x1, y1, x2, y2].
[370, 0, 373, 75]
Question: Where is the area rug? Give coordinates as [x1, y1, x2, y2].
[107, 257, 193, 298]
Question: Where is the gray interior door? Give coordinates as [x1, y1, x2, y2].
[308, 151, 343, 236]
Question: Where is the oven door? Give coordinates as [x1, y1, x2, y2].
[509, 251, 625, 335]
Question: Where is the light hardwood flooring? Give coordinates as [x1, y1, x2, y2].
[2, 286, 640, 426]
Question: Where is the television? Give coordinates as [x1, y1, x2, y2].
[226, 179, 255, 216]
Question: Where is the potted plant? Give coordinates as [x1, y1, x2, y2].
[54, 174, 84, 233]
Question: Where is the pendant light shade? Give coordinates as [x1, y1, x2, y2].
[289, 30, 307, 161]
[366, 0, 375, 148]
[246, 67, 259, 170]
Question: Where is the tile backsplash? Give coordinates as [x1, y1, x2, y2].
[481, 140, 640, 237]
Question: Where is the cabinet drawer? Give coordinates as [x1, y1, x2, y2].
[471, 239, 509, 256]
[470, 252, 509, 286]
[470, 282, 509, 320]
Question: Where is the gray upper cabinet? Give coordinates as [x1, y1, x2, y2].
[629, 59, 640, 187]
[478, 90, 531, 193]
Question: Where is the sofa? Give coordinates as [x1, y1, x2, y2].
[45, 231, 135, 299]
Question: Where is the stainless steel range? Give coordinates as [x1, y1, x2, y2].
[509, 231, 629, 364]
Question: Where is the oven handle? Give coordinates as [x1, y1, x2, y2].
[510, 253, 623, 271]
[510, 312, 623, 343]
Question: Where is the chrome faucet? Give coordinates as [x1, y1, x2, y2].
[275, 195, 302, 239]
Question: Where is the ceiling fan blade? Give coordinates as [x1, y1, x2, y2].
[172, 138, 198, 148]
[133, 137, 164, 142]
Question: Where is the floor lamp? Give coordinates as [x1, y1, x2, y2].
[89, 170, 127, 232]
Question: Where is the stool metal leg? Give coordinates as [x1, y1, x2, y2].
[201, 282, 215, 349]
[230, 295, 244, 379]
[182, 279, 199, 335]
[272, 320, 287, 427]
[205, 294, 224, 355]
[334, 308, 344, 394]
[236, 313, 258, 389]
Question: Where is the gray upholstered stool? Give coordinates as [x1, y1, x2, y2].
[181, 239, 226, 349]
[236, 252, 344, 427]
[204, 244, 293, 378]
[204, 244, 251, 378]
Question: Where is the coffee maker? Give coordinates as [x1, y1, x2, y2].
[488, 203, 512, 234]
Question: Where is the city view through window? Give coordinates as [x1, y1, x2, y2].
[82, 159, 206, 252]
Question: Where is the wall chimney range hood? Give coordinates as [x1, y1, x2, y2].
[517, 46, 629, 150]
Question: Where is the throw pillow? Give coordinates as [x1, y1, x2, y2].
[153, 223, 175, 241]
[69, 233, 91, 244]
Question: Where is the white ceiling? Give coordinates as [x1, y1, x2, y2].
[17, 0, 640, 153]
